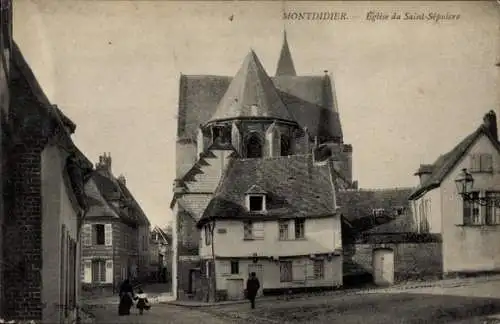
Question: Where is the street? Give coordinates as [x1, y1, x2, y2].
[89, 304, 241, 324]
[89, 278, 500, 323]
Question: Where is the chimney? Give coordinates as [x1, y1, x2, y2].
[483, 110, 498, 141]
[117, 174, 126, 186]
[414, 164, 434, 185]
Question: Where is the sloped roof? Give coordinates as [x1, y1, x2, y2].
[84, 178, 121, 219]
[207, 50, 295, 123]
[197, 154, 336, 227]
[118, 181, 150, 226]
[408, 125, 500, 200]
[336, 188, 415, 233]
[275, 31, 297, 76]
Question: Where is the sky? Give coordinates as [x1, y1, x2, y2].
[12, 1, 500, 226]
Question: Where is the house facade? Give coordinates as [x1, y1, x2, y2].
[409, 111, 500, 277]
[171, 32, 353, 301]
[150, 226, 173, 283]
[81, 153, 151, 294]
[197, 156, 343, 301]
[1, 18, 94, 324]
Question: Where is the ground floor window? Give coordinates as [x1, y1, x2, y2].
[92, 260, 106, 283]
[280, 261, 293, 282]
[230, 260, 239, 274]
[313, 260, 324, 279]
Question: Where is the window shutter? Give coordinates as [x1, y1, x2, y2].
[105, 260, 114, 284]
[292, 260, 305, 281]
[83, 261, 92, 283]
[105, 224, 113, 246]
[82, 224, 91, 246]
[480, 154, 493, 172]
[470, 154, 480, 172]
[253, 222, 264, 239]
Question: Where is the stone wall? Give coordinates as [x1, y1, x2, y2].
[343, 241, 443, 284]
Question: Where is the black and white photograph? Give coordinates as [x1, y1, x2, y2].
[1, 0, 500, 323]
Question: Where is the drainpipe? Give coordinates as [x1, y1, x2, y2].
[208, 218, 217, 302]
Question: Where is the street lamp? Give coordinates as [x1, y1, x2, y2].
[455, 168, 500, 207]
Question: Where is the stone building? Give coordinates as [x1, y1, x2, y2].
[171, 32, 355, 300]
[338, 188, 443, 287]
[1, 3, 95, 321]
[81, 153, 151, 294]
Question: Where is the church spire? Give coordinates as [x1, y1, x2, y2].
[275, 30, 297, 76]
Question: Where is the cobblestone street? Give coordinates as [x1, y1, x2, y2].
[90, 304, 243, 324]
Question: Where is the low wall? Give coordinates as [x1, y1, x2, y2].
[343, 241, 443, 284]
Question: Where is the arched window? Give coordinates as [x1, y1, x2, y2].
[246, 134, 262, 158]
[280, 135, 291, 156]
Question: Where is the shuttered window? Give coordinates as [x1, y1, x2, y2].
[253, 222, 264, 239]
[486, 192, 500, 225]
[82, 224, 91, 246]
[83, 260, 92, 283]
[470, 153, 493, 173]
[313, 260, 324, 279]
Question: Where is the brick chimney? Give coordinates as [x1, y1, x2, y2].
[483, 110, 498, 141]
[96, 152, 112, 172]
[414, 164, 434, 185]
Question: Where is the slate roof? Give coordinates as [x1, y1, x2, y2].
[207, 50, 295, 123]
[85, 169, 150, 226]
[176, 37, 343, 143]
[275, 31, 297, 77]
[336, 188, 415, 234]
[408, 123, 500, 200]
[197, 154, 337, 227]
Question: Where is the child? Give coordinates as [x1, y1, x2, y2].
[134, 288, 151, 315]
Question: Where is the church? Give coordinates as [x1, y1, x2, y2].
[171, 32, 356, 301]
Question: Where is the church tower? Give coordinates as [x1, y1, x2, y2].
[198, 49, 302, 159]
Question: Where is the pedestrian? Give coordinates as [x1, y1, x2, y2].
[135, 288, 151, 315]
[246, 272, 260, 309]
[118, 279, 135, 316]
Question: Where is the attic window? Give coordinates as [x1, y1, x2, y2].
[247, 195, 266, 212]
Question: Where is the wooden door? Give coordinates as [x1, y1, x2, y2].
[373, 249, 394, 286]
[227, 279, 244, 300]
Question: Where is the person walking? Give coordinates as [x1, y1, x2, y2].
[135, 288, 151, 315]
[118, 279, 135, 316]
[246, 272, 260, 309]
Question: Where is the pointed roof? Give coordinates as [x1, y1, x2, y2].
[275, 31, 297, 77]
[408, 122, 500, 200]
[207, 50, 295, 123]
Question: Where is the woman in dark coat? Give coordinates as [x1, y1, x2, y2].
[118, 279, 135, 316]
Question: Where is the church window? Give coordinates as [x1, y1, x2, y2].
[280, 134, 291, 156]
[212, 126, 231, 144]
[246, 134, 262, 158]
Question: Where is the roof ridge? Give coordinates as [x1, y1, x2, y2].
[236, 153, 313, 161]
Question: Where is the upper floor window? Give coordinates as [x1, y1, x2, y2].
[278, 220, 289, 240]
[248, 195, 265, 212]
[372, 208, 385, 217]
[246, 134, 263, 158]
[470, 153, 493, 173]
[94, 224, 105, 245]
[463, 191, 481, 225]
[485, 192, 500, 225]
[294, 219, 305, 239]
[243, 221, 264, 240]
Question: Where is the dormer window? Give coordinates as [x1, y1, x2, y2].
[245, 185, 267, 212]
